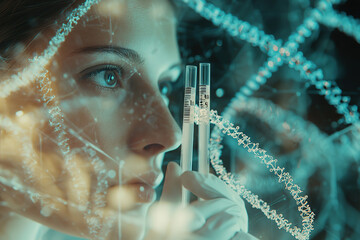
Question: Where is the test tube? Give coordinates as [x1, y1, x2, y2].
[180, 65, 197, 205]
[198, 63, 210, 176]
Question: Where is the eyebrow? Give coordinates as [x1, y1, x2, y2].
[73, 45, 145, 65]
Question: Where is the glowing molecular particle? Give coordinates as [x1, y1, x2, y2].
[108, 170, 116, 179]
[215, 88, 224, 98]
[15, 110, 24, 117]
[40, 205, 53, 217]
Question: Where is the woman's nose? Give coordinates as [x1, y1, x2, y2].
[127, 80, 181, 157]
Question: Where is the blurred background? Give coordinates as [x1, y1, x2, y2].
[162, 0, 360, 239]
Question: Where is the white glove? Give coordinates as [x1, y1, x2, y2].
[145, 162, 258, 240]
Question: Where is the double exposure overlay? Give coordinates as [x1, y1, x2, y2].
[0, 0, 359, 239]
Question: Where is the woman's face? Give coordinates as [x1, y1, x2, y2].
[1, 0, 181, 239]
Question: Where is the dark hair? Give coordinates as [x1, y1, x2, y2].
[0, 0, 178, 67]
[0, 0, 80, 64]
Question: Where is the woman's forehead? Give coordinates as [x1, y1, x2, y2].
[54, 0, 179, 82]
[91, 0, 175, 19]
[60, 0, 176, 49]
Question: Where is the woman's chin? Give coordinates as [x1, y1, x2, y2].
[101, 203, 151, 240]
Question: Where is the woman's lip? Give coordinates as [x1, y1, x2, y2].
[107, 183, 156, 211]
[124, 172, 164, 189]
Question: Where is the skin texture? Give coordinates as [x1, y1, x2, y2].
[0, 0, 254, 239]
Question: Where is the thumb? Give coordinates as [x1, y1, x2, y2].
[160, 161, 182, 203]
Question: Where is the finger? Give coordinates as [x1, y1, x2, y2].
[191, 198, 248, 232]
[194, 212, 242, 240]
[191, 198, 241, 219]
[230, 231, 259, 240]
[160, 162, 182, 203]
[180, 171, 243, 204]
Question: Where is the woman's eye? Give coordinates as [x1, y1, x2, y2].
[103, 70, 118, 87]
[80, 65, 123, 89]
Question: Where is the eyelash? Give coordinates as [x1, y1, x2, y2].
[78, 64, 179, 97]
[79, 64, 123, 90]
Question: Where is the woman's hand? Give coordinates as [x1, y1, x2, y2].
[145, 162, 258, 240]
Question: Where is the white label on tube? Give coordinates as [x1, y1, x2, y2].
[199, 85, 210, 123]
[184, 87, 195, 123]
